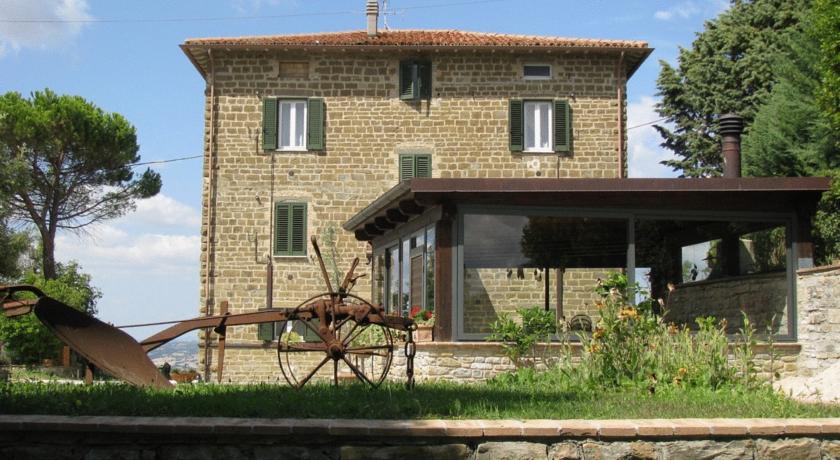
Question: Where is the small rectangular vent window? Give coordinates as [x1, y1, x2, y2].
[278, 61, 309, 79]
[523, 64, 551, 80]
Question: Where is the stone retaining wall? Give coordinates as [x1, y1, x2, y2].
[210, 341, 802, 384]
[666, 271, 788, 335]
[3, 415, 840, 460]
[796, 264, 840, 377]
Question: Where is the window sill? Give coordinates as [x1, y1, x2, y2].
[275, 148, 309, 153]
[521, 149, 556, 154]
[523, 76, 551, 81]
[272, 254, 308, 259]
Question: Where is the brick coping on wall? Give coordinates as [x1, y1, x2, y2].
[2, 415, 839, 439]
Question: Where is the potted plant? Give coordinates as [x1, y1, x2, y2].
[410, 306, 435, 342]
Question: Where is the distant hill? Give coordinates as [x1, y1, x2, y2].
[148, 340, 198, 371]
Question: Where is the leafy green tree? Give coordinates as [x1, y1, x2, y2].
[0, 211, 29, 281]
[742, 24, 839, 177]
[740, 5, 840, 265]
[0, 261, 100, 363]
[813, 0, 840, 140]
[655, 0, 809, 176]
[0, 89, 161, 279]
[814, 172, 840, 265]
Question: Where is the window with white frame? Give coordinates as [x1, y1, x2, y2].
[524, 101, 552, 152]
[278, 99, 307, 150]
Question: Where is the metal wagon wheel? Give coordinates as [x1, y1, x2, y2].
[276, 292, 395, 388]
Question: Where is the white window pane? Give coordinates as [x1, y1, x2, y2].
[524, 102, 536, 150]
[538, 103, 550, 149]
[279, 103, 291, 147]
[294, 102, 306, 147]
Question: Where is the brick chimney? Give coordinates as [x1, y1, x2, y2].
[366, 0, 379, 37]
[719, 113, 744, 178]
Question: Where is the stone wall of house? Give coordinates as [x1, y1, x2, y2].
[795, 264, 840, 377]
[463, 268, 609, 334]
[198, 49, 627, 376]
[665, 271, 788, 335]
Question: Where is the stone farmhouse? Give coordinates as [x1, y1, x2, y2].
[181, 1, 836, 383]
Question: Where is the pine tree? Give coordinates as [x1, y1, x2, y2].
[741, 23, 839, 177]
[655, 0, 809, 177]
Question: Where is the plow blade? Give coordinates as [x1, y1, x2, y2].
[34, 297, 173, 390]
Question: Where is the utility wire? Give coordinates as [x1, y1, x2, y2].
[0, 0, 507, 24]
[128, 155, 202, 167]
[627, 117, 668, 131]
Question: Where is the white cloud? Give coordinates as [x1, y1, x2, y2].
[55, 193, 201, 274]
[0, 0, 92, 56]
[627, 95, 679, 178]
[231, 0, 295, 14]
[654, 1, 701, 21]
[133, 194, 201, 229]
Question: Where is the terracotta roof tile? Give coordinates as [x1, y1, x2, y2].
[183, 29, 648, 49]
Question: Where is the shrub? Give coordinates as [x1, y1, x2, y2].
[0, 261, 100, 364]
[490, 273, 761, 393]
[487, 306, 556, 368]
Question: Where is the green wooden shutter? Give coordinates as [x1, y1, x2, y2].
[289, 203, 307, 256]
[258, 322, 275, 341]
[509, 99, 524, 152]
[419, 62, 432, 99]
[307, 98, 325, 150]
[262, 98, 278, 151]
[274, 203, 290, 255]
[554, 99, 571, 153]
[399, 154, 415, 181]
[415, 154, 431, 178]
[399, 61, 415, 100]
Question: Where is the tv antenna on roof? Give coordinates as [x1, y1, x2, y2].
[382, 0, 391, 31]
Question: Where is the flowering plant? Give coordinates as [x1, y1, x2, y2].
[409, 305, 434, 325]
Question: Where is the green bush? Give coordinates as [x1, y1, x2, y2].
[490, 273, 761, 393]
[0, 261, 100, 364]
[487, 306, 556, 368]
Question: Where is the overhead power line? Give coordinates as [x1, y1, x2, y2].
[627, 117, 668, 131]
[128, 155, 202, 168]
[0, 0, 506, 24]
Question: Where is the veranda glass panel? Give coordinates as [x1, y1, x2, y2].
[634, 218, 791, 337]
[386, 246, 399, 313]
[462, 213, 627, 335]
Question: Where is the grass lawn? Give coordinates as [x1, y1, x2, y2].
[1, 381, 839, 419]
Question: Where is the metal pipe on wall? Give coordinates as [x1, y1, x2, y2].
[202, 49, 217, 382]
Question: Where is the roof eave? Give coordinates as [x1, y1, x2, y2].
[180, 42, 652, 78]
[181, 44, 209, 80]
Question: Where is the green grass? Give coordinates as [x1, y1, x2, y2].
[1, 381, 839, 419]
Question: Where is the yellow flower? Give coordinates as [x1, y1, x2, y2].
[619, 307, 639, 320]
[593, 327, 605, 339]
[588, 343, 601, 353]
[678, 367, 688, 376]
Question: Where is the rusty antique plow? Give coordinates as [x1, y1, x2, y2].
[0, 237, 417, 390]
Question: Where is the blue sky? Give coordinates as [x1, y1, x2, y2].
[0, 0, 727, 340]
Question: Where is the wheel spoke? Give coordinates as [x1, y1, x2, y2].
[341, 322, 364, 347]
[278, 342, 327, 352]
[341, 355, 374, 386]
[297, 355, 331, 388]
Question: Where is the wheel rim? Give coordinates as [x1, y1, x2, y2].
[277, 293, 394, 388]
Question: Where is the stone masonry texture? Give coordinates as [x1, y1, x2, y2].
[4, 415, 840, 460]
[197, 49, 627, 381]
